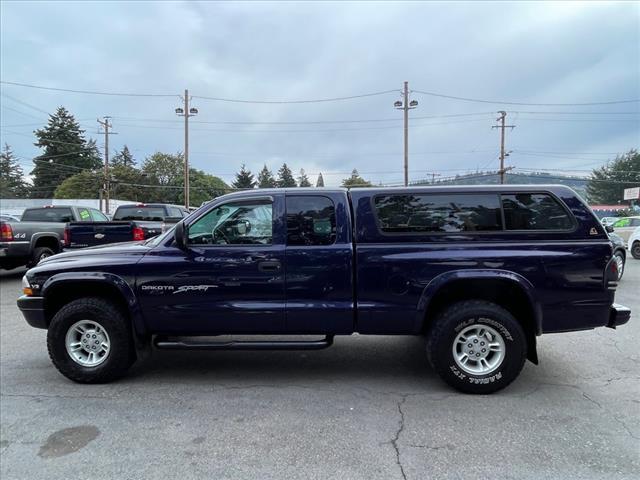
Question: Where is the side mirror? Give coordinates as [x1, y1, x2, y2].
[174, 221, 187, 249]
[605, 225, 614, 233]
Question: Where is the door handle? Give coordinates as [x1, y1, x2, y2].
[258, 260, 281, 272]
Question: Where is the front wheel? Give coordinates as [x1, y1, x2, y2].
[47, 298, 135, 383]
[426, 300, 527, 394]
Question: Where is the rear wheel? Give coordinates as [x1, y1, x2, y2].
[31, 247, 55, 266]
[47, 298, 135, 383]
[426, 300, 527, 394]
[632, 242, 640, 260]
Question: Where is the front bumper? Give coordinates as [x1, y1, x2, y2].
[17, 295, 47, 329]
[607, 303, 631, 329]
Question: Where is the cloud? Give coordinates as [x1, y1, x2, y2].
[1, 1, 638, 187]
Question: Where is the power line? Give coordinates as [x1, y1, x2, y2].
[1, 93, 51, 115]
[0, 80, 177, 97]
[413, 89, 639, 106]
[192, 89, 398, 104]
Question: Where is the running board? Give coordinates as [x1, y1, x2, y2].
[153, 335, 334, 351]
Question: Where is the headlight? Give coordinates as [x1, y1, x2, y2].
[22, 275, 33, 296]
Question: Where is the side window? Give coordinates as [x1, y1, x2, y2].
[373, 194, 502, 233]
[286, 196, 336, 246]
[187, 201, 273, 245]
[501, 193, 574, 230]
[78, 208, 92, 222]
[90, 209, 108, 221]
[168, 207, 182, 217]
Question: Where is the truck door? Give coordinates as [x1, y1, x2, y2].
[137, 195, 286, 334]
[284, 194, 354, 334]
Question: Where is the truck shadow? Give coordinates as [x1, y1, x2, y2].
[127, 335, 445, 390]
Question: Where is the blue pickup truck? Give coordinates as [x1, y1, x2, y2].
[17, 186, 630, 393]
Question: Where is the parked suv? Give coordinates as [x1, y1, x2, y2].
[17, 186, 629, 394]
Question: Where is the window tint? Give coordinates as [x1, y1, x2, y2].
[21, 208, 74, 222]
[374, 194, 502, 233]
[501, 194, 573, 230]
[90, 209, 108, 221]
[113, 206, 166, 221]
[286, 196, 336, 246]
[188, 201, 272, 245]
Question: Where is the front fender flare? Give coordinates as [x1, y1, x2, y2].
[41, 272, 147, 336]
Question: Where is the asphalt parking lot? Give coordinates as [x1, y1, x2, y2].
[1, 262, 638, 480]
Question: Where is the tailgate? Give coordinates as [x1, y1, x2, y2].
[67, 221, 134, 248]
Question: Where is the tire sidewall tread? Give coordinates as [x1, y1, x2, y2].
[47, 297, 134, 383]
[426, 300, 527, 394]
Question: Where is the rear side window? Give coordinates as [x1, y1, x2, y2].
[168, 207, 182, 217]
[21, 208, 73, 222]
[90, 209, 108, 221]
[373, 194, 502, 233]
[78, 208, 92, 222]
[286, 196, 336, 245]
[113, 207, 166, 221]
[501, 194, 573, 230]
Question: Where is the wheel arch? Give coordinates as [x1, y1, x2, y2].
[41, 273, 147, 337]
[417, 270, 541, 364]
[30, 233, 62, 253]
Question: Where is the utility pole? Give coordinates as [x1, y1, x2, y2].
[97, 117, 115, 214]
[492, 111, 515, 184]
[175, 90, 198, 209]
[394, 82, 419, 187]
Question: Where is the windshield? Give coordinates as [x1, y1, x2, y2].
[113, 207, 166, 221]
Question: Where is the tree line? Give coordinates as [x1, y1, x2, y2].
[0, 106, 374, 205]
[2, 106, 636, 205]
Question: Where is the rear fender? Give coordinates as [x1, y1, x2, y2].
[416, 269, 543, 336]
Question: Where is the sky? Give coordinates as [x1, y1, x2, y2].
[1, 0, 639, 187]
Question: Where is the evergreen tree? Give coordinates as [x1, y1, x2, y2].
[31, 107, 102, 198]
[111, 145, 135, 168]
[316, 172, 325, 187]
[341, 169, 372, 188]
[232, 164, 256, 189]
[297, 169, 312, 187]
[277, 163, 297, 187]
[0, 144, 30, 198]
[587, 150, 640, 204]
[257, 164, 276, 188]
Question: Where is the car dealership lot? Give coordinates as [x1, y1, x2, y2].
[1, 265, 639, 479]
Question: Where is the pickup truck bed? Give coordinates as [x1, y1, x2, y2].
[17, 186, 630, 393]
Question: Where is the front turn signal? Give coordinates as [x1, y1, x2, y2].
[21, 276, 33, 296]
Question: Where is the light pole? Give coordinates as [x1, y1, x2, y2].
[394, 81, 418, 187]
[175, 89, 198, 208]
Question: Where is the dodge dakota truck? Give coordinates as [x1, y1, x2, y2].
[17, 186, 630, 393]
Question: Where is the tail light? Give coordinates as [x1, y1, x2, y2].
[604, 256, 619, 290]
[132, 226, 145, 241]
[63, 226, 70, 247]
[0, 223, 13, 241]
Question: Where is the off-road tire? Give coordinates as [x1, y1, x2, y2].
[47, 297, 135, 383]
[30, 247, 55, 267]
[426, 300, 527, 394]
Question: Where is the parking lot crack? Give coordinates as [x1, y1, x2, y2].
[390, 395, 408, 480]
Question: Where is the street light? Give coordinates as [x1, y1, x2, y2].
[393, 82, 419, 186]
[175, 90, 198, 208]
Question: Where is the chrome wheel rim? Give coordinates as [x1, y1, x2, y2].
[452, 323, 505, 375]
[38, 252, 50, 263]
[65, 320, 110, 367]
[614, 254, 624, 279]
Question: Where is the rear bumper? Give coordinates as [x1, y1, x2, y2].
[17, 295, 47, 329]
[0, 242, 30, 268]
[607, 303, 631, 329]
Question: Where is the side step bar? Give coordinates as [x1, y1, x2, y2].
[154, 335, 334, 351]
